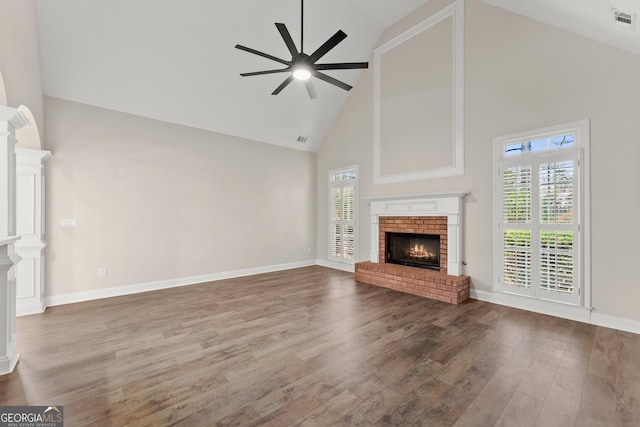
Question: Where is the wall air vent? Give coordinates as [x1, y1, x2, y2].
[612, 9, 635, 29]
[296, 136, 308, 143]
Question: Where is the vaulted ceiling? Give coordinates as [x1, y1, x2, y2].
[34, 0, 640, 152]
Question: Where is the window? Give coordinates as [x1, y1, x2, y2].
[494, 121, 589, 306]
[329, 166, 358, 264]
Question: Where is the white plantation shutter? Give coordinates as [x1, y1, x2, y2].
[343, 224, 355, 259]
[502, 166, 532, 224]
[500, 162, 534, 297]
[540, 161, 574, 225]
[330, 187, 342, 221]
[540, 231, 574, 293]
[496, 126, 583, 306]
[329, 187, 342, 258]
[502, 230, 531, 289]
[342, 185, 355, 259]
[329, 223, 341, 258]
[329, 167, 357, 263]
[538, 158, 578, 302]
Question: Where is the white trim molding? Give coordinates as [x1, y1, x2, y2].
[0, 70, 6, 106]
[472, 288, 640, 335]
[591, 312, 640, 335]
[316, 259, 356, 273]
[471, 288, 592, 324]
[366, 191, 467, 275]
[45, 260, 316, 308]
[373, 0, 464, 184]
[30, 256, 640, 337]
[0, 107, 30, 132]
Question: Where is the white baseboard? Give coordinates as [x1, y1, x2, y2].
[45, 260, 316, 308]
[0, 354, 20, 376]
[315, 259, 355, 273]
[39, 263, 640, 336]
[16, 301, 46, 317]
[471, 288, 640, 334]
[591, 312, 640, 335]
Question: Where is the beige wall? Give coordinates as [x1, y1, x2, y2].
[0, 0, 44, 147]
[379, 13, 454, 175]
[45, 97, 317, 297]
[317, 0, 640, 321]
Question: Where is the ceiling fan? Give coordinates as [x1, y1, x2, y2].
[234, 0, 368, 99]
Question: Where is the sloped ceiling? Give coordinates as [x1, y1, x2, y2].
[34, 0, 640, 153]
[482, 0, 640, 57]
[34, 0, 431, 152]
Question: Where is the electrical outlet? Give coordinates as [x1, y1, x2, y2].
[61, 218, 78, 228]
[306, 247, 311, 254]
[98, 267, 107, 278]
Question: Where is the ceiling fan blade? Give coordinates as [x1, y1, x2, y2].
[240, 68, 291, 77]
[313, 71, 352, 91]
[275, 23, 299, 58]
[309, 30, 347, 63]
[304, 80, 317, 100]
[235, 44, 290, 66]
[272, 75, 295, 95]
[315, 62, 368, 71]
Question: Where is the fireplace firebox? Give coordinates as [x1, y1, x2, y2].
[386, 232, 440, 271]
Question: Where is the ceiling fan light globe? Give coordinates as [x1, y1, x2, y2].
[292, 68, 312, 80]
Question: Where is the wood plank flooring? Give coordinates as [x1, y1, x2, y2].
[1, 266, 639, 426]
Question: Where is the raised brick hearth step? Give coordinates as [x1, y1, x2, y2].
[355, 261, 470, 304]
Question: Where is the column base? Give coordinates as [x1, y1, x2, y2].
[0, 353, 20, 376]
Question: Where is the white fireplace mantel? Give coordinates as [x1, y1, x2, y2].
[366, 192, 468, 276]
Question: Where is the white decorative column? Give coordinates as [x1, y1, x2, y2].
[15, 148, 51, 316]
[0, 237, 20, 374]
[0, 106, 29, 375]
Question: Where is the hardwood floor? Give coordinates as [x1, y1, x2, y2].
[1, 266, 639, 426]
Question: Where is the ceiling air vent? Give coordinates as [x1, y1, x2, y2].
[612, 9, 635, 29]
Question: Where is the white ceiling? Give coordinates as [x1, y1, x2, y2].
[34, 0, 640, 153]
[482, 0, 640, 57]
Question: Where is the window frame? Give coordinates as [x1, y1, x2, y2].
[328, 165, 358, 265]
[493, 120, 590, 308]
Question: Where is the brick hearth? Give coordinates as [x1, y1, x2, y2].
[356, 215, 470, 304]
[355, 261, 470, 304]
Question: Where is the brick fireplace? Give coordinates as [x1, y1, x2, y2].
[355, 192, 470, 304]
[379, 216, 448, 273]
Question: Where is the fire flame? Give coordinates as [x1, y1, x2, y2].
[410, 244, 433, 259]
